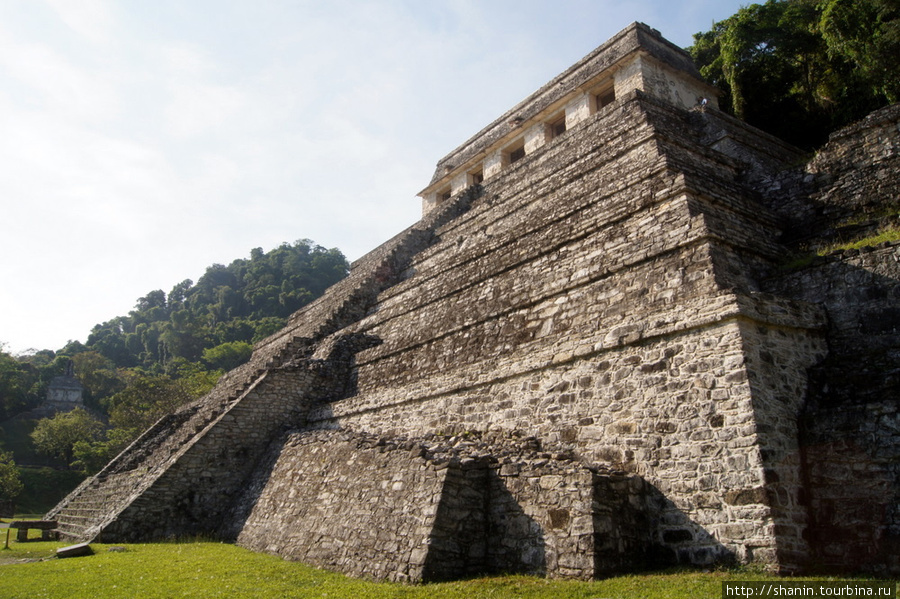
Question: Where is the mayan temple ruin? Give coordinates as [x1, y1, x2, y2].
[47, 23, 900, 580]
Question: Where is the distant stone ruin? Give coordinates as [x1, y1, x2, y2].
[34, 361, 84, 417]
[47, 23, 900, 580]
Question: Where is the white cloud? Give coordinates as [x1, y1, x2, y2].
[163, 80, 246, 139]
[43, 0, 115, 46]
[0, 36, 120, 122]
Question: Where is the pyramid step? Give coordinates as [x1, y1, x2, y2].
[58, 513, 95, 522]
[56, 524, 88, 536]
[58, 508, 96, 515]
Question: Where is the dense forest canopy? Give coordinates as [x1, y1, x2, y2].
[689, 0, 899, 149]
[0, 240, 348, 476]
[85, 239, 348, 371]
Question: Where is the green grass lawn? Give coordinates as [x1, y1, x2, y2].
[1, 535, 890, 599]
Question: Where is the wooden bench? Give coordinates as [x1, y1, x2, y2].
[8, 520, 58, 541]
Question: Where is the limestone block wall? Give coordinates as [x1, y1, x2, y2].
[98, 365, 319, 541]
[231, 429, 658, 581]
[683, 107, 804, 194]
[765, 244, 900, 573]
[763, 103, 900, 250]
[592, 473, 662, 572]
[614, 53, 717, 111]
[802, 103, 900, 228]
[801, 399, 900, 574]
[737, 319, 828, 569]
[689, 114, 900, 578]
[766, 244, 900, 363]
[486, 457, 662, 578]
[482, 454, 598, 579]
[321, 317, 820, 567]
[234, 430, 469, 582]
[300, 94, 826, 569]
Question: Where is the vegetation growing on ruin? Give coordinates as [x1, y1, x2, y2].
[779, 225, 900, 271]
[820, 226, 900, 253]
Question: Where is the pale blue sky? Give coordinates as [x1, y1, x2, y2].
[0, 0, 749, 354]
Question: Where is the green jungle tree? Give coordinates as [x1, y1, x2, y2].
[31, 409, 104, 468]
[0, 450, 23, 503]
[690, 0, 899, 148]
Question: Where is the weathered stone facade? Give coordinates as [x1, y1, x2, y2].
[227, 429, 656, 581]
[34, 361, 84, 416]
[47, 23, 899, 580]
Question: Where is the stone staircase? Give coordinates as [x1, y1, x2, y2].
[51, 472, 142, 541]
[46, 188, 477, 543]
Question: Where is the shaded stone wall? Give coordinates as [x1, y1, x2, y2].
[765, 244, 900, 573]
[761, 103, 900, 572]
[231, 429, 658, 582]
[766, 245, 900, 370]
[764, 104, 900, 250]
[800, 399, 900, 574]
[737, 320, 828, 569]
[485, 461, 594, 578]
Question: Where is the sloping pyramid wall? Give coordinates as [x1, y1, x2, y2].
[298, 91, 826, 571]
[47, 22, 888, 580]
[49, 90, 825, 575]
[231, 429, 658, 581]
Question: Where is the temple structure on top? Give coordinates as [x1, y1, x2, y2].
[419, 24, 717, 215]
